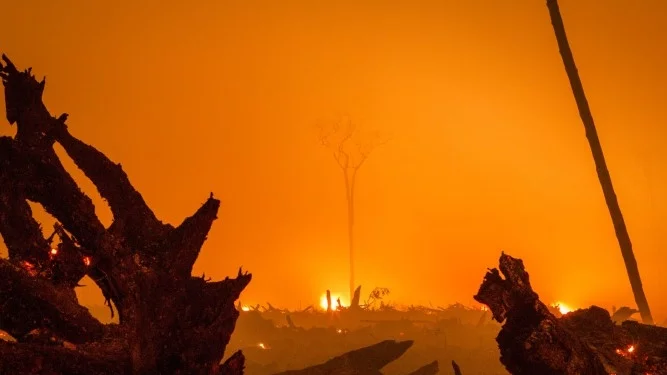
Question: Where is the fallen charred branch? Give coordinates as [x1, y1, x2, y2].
[474, 253, 667, 375]
[274, 340, 424, 375]
[0, 53, 251, 373]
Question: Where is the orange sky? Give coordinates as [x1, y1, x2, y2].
[1, 0, 666, 322]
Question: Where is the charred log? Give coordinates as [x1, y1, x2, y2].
[275, 340, 414, 375]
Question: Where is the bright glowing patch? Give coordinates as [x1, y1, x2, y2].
[50, 248, 58, 255]
[551, 301, 574, 315]
[319, 293, 345, 310]
[615, 344, 637, 358]
[241, 306, 250, 312]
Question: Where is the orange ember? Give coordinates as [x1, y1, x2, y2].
[21, 261, 37, 277]
[615, 344, 637, 358]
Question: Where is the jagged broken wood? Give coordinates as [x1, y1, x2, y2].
[474, 253, 667, 375]
[0, 54, 251, 374]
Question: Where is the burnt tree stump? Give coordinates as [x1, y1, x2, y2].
[474, 253, 667, 375]
[0, 54, 251, 374]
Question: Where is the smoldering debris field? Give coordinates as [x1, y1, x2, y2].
[228, 295, 505, 375]
[225, 257, 667, 375]
[224, 254, 667, 375]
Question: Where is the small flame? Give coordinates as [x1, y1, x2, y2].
[258, 342, 267, 349]
[336, 328, 342, 334]
[83, 256, 91, 266]
[50, 248, 58, 256]
[241, 306, 250, 312]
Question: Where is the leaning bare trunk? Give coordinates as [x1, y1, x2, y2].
[545, 0, 653, 323]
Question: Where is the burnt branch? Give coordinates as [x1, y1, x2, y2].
[2, 53, 157, 254]
[0, 137, 106, 252]
[1, 55, 54, 147]
[276, 340, 415, 375]
[57, 129, 170, 244]
[163, 195, 220, 278]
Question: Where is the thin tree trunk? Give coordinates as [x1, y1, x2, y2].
[546, 0, 653, 324]
[344, 171, 356, 302]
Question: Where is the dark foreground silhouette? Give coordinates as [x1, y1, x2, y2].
[0, 54, 249, 374]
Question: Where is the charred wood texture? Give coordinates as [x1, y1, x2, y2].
[474, 253, 667, 375]
[0, 54, 250, 374]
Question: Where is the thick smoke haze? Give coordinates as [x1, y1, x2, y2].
[1, 0, 666, 321]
